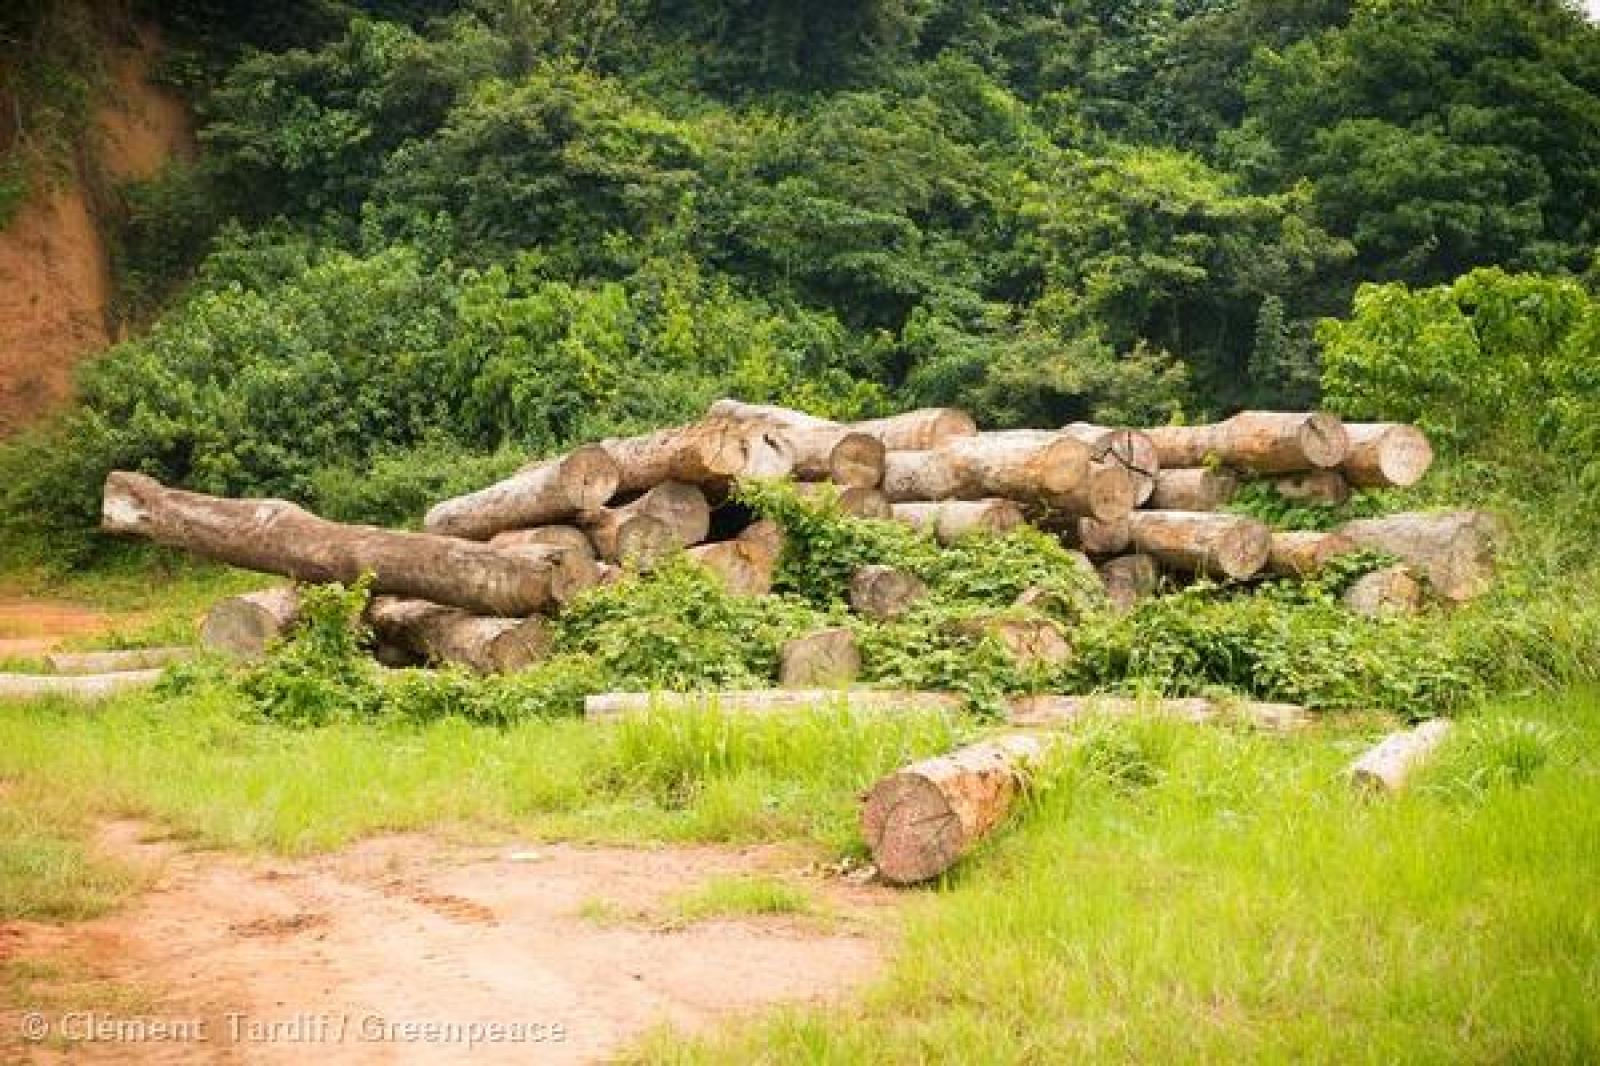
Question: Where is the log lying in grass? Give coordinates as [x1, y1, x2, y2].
[1338, 511, 1501, 602]
[707, 400, 886, 487]
[686, 534, 778, 597]
[850, 408, 978, 451]
[1271, 470, 1351, 506]
[1148, 467, 1239, 511]
[601, 418, 794, 495]
[1007, 694, 1311, 732]
[200, 587, 300, 659]
[1340, 423, 1434, 488]
[1127, 511, 1272, 579]
[861, 734, 1050, 885]
[584, 688, 963, 721]
[0, 669, 164, 700]
[42, 647, 193, 675]
[1343, 565, 1423, 617]
[1349, 719, 1453, 792]
[103, 473, 596, 617]
[1063, 423, 1159, 506]
[1266, 530, 1357, 578]
[1148, 412, 1349, 473]
[850, 565, 929, 619]
[366, 597, 551, 675]
[422, 446, 619, 541]
[780, 628, 861, 686]
[953, 616, 1072, 669]
[1099, 554, 1159, 611]
[891, 499, 1025, 544]
[489, 524, 596, 559]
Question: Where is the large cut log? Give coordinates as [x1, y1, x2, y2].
[891, 499, 1024, 545]
[1338, 511, 1500, 602]
[1055, 515, 1131, 556]
[1127, 511, 1272, 580]
[1007, 694, 1311, 733]
[1148, 467, 1239, 511]
[850, 408, 978, 451]
[862, 735, 1049, 884]
[367, 596, 551, 675]
[1343, 565, 1423, 617]
[686, 534, 778, 597]
[584, 688, 963, 721]
[707, 400, 886, 487]
[627, 481, 713, 547]
[1266, 530, 1357, 578]
[0, 670, 163, 700]
[953, 616, 1072, 669]
[104, 473, 595, 617]
[795, 483, 893, 519]
[489, 525, 595, 560]
[601, 418, 794, 495]
[939, 431, 1094, 507]
[422, 446, 619, 541]
[1063, 423, 1159, 506]
[1271, 470, 1351, 506]
[42, 648, 193, 675]
[200, 587, 300, 659]
[1147, 412, 1349, 473]
[1045, 460, 1138, 521]
[881, 450, 964, 502]
[780, 628, 861, 687]
[1349, 719, 1453, 792]
[1098, 554, 1159, 611]
[579, 481, 709, 563]
[850, 565, 929, 619]
[1340, 423, 1434, 488]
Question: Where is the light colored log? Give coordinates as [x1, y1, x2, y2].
[1147, 412, 1349, 473]
[366, 596, 551, 675]
[200, 587, 300, 659]
[42, 648, 193, 675]
[1063, 423, 1159, 506]
[891, 499, 1025, 545]
[881, 450, 964, 502]
[627, 480, 713, 547]
[738, 518, 785, 559]
[422, 445, 619, 540]
[578, 509, 676, 566]
[779, 628, 861, 687]
[489, 525, 595, 560]
[1046, 460, 1138, 521]
[1058, 515, 1131, 556]
[1127, 511, 1272, 580]
[1343, 565, 1424, 617]
[707, 400, 885, 487]
[1098, 554, 1159, 611]
[1266, 530, 1358, 578]
[686, 536, 778, 596]
[1146, 423, 1224, 469]
[1340, 423, 1434, 488]
[1007, 694, 1311, 732]
[1338, 511, 1501, 602]
[939, 431, 1093, 505]
[584, 688, 963, 721]
[850, 565, 929, 619]
[794, 483, 893, 519]
[953, 616, 1072, 669]
[1271, 470, 1351, 506]
[601, 418, 795, 495]
[103, 473, 595, 617]
[1148, 467, 1239, 511]
[850, 408, 979, 451]
[0, 670, 163, 700]
[1349, 719, 1453, 792]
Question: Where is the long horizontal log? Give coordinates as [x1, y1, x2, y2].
[1343, 565, 1423, 617]
[1063, 423, 1159, 506]
[1338, 511, 1501, 602]
[850, 408, 978, 451]
[584, 688, 964, 721]
[795, 483, 893, 519]
[489, 525, 595, 560]
[1054, 515, 1131, 556]
[940, 431, 1093, 505]
[423, 446, 619, 541]
[1007, 694, 1311, 732]
[891, 499, 1024, 545]
[1349, 719, 1452, 792]
[1340, 423, 1434, 488]
[367, 596, 551, 675]
[1127, 511, 1272, 580]
[1266, 530, 1357, 578]
[42, 648, 193, 675]
[104, 473, 596, 617]
[0, 670, 163, 700]
[200, 587, 300, 659]
[601, 418, 795, 495]
[707, 399, 885, 487]
[1271, 470, 1351, 506]
[1147, 412, 1349, 473]
[1148, 467, 1239, 511]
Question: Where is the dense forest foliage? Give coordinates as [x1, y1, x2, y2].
[2, 0, 1597, 562]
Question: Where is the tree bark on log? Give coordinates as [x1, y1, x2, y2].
[780, 627, 861, 687]
[601, 418, 794, 495]
[1127, 511, 1272, 579]
[1098, 554, 1159, 611]
[1007, 694, 1310, 732]
[584, 688, 963, 721]
[795, 483, 893, 519]
[1056, 515, 1131, 556]
[422, 446, 619, 541]
[881, 450, 965, 502]
[939, 431, 1094, 506]
[707, 400, 886, 487]
[1338, 511, 1500, 602]
[861, 735, 1049, 885]
[891, 499, 1025, 544]
[0, 670, 164, 700]
[1271, 470, 1351, 506]
[1148, 467, 1239, 511]
[1343, 565, 1424, 617]
[1147, 412, 1348, 473]
[366, 596, 552, 675]
[1044, 460, 1137, 521]
[850, 565, 929, 619]
[850, 408, 978, 451]
[1340, 423, 1434, 488]
[1349, 719, 1453, 792]
[104, 473, 595, 617]
[200, 587, 300, 659]
[686, 535, 778, 596]
[489, 525, 595, 560]
[1063, 423, 1159, 506]
[1266, 530, 1357, 578]
[42, 648, 193, 675]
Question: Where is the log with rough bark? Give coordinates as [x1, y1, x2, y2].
[891, 499, 1025, 545]
[939, 431, 1096, 507]
[200, 587, 300, 659]
[780, 628, 861, 687]
[861, 734, 1049, 884]
[1343, 565, 1424, 617]
[489, 525, 595, 560]
[953, 616, 1072, 669]
[0, 669, 164, 700]
[881, 449, 964, 502]
[366, 596, 552, 675]
[628, 480, 713, 546]
[1098, 554, 1159, 611]
[1045, 460, 1138, 521]
[1148, 467, 1239, 511]
[1271, 470, 1351, 506]
[1007, 694, 1311, 733]
[584, 688, 963, 721]
[422, 446, 619, 541]
[1266, 530, 1357, 578]
[795, 483, 893, 519]
[850, 408, 978, 451]
[1055, 515, 1131, 556]
[686, 534, 778, 596]
[601, 418, 794, 495]
[577, 509, 676, 566]
[707, 400, 886, 487]
[1338, 511, 1501, 602]
[1063, 423, 1159, 506]
[1127, 511, 1272, 580]
[1147, 412, 1349, 473]
[42, 648, 193, 675]
[103, 473, 596, 617]
[1340, 423, 1434, 488]
[1349, 719, 1453, 792]
[850, 565, 929, 619]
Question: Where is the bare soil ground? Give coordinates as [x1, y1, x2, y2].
[1, 824, 895, 1063]
[0, 597, 122, 659]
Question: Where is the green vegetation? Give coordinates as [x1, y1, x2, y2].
[666, 875, 816, 924]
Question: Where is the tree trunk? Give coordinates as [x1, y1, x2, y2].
[200, 587, 300, 659]
[1148, 467, 1239, 511]
[366, 596, 551, 675]
[881, 450, 965, 502]
[1056, 515, 1131, 556]
[686, 535, 778, 596]
[1146, 423, 1224, 469]
[1271, 470, 1351, 506]
[1343, 565, 1423, 617]
[850, 408, 978, 451]
[579, 510, 676, 566]
[850, 565, 929, 619]
[1063, 423, 1159, 506]
[1098, 554, 1159, 611]
[42, 648, 193, 674]
[489, 524, 595, 559]
[0, 670, 164, 700]
[780, 627, 861, 687]
[891, 499, 1024, 545]
[626, 480, 713, 546]
[601, 418, 794, 495]
[1127, 511, 1272, 579]
[1043, 460, 1137, 521]
[738, 518, 786, 559]
[1349, 719, 1452, 792]
[422, 445, 619, 541]
[795, 483, 893, 519]
[1338, 511, 1500, 602]
[584, 688, 963, 721]
[939, 431, 1093, 505]
[861, 735, 1049, 884]
[707, 400, 885, 487]
[1147, 412, 1348, 473]
[1340, 423, 1434, 488]
[1007, 695, 1310, 732]
[1266, 530, 1357, 577]
[953, 616, 1072, 669]
[104, 473, 595, 617]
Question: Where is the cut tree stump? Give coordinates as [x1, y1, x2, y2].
[1271, 470, 1351, 506]
[422, 446, 619, 541]
[1349, 719, 1453, 792]
[1148, 467, 1239, 511]
[0, 670, 163, 700]
[1148, 412, 1349, 473]
[1340, 423, 1434, 488]
[779, 628, 861, 687]
[1338, 511, 1501, 602]
[891, 499, 1025, 545]
[367, 596, 552, 675]
[489, 525, 595, 560]
[103, 473, 596, 617]
[1063, 423, 1159, 506]
[601, 418, 794, 495]
[42, 648, 193, 675]
[1266, 530, 1357, 578]
[584, 688, 963, 721]
[1098, 554, 1159, 611]
[850, 565, 929, 619]
[1127, 511, 1272, 579]
[850, 408, 978, 451]
[200, 587, 300, 659]
[1343, 565, 1424, 617]
[861, 735, 1049, 884]
[707, 399, 886, 487]
[795, 483, 893, 519]
[1006, 694, 1311, 732]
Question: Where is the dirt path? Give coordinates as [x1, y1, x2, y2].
[0, 597, 122, 659]
[1, 825, 895, 1063]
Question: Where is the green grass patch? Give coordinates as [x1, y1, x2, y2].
[667, 875, 816, 924]
[0, 793, 140, 921]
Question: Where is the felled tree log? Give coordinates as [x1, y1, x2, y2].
[850, 565, 929, 619]
[1007, 695, 1311, 733]
[707, 400, 886, 487]
[795, 483, 893, 519]
[0, 670, 164, 700]
[1063, 423, 1159, 506]
[780, 628, 861, 686]
[1147, 412, 1349, 473]
[200, 587, 300, 659]
[1343, 565, 1424, 617]
[861, 735, 1049, 884]
[1127, 511, 1272, 580]
[1338, 511, 1501, 602]
[850, 408, 978, 451]
[1340, 423, 1434, 488]
[881, 450, 964, 502]
[1045, 460, 1138, 521]
[953, 616, 1072, 669]
[628, 481, 713, 546]
[577, 509, 676, 566]
[103, 473, 595, 617]
[489, 525, 595, 560]
[738, 518, 786, 559]
[601, 418, 794, 495]
[42, 648, 193, 675]
[422, 446, 619, 541]
[1055, 515, 1131, 557]
[584, 688, 963, 721]
[1271, 470, 1351, 506]
[1148, 467, 1239, 511]
[1266, 530, 1357, 578]
[367, 596, 552, 675]
[686, 534, 778, 596]
[940, 431, 1094, 507]
[1098, 554, 1159, 611]
[891, 499, 1024, 545]
[1349, 719, 1453, 792]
